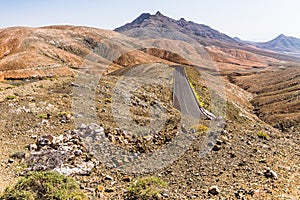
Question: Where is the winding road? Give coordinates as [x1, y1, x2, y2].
[173, 66, 215, 120]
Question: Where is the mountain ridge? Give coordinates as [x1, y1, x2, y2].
[255, 34, 300, 55]
[114, 11, 239, 45]
[115, 11, 300, 60]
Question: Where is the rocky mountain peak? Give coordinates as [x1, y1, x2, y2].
[177, 17, 188, 27]
[114, 12, 238, 44]
[155, 11, 163, 16]
[274, 34, 289, 41]
[132, 12, 151, 24]
[255, 33, 300, 55]
[278, 33, 286, 37]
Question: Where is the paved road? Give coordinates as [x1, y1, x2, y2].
[173, 66, 215, 120]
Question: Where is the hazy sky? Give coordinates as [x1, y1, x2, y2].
[1, 0, 299, 42]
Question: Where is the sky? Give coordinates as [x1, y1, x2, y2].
[0, 0, 300, 42]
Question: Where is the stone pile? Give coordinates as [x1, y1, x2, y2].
[26, 130, 99, 176]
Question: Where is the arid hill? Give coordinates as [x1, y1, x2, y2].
[0, 26, 177, 80]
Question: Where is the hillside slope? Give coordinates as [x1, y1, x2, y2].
[0, 26, 177, 80]
[232, 67, 300, 130]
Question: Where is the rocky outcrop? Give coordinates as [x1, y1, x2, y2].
[26, 130, 99, 176]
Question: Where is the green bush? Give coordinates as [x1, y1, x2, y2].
[257, 131, 270, 140]
[6, 95, 16, 100]
[36, 113, 49, 119]
[126, 176, 167, 199]
[1, 171, 86, 200]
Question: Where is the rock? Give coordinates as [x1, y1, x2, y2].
[208, 186, 220, 195]
[97, 185, 104, 192]
[162, 193, 169, 198]
[37, 135, 54, 146]
[110, 181, 116, 186]
[259, 159, 267, 163]
[80, 124, 87, 129]
[104, 175, 113, 181]
[95, 128, 104, 134]
[25, 128, 98, 176]
[53, 135, 63, 145]
[122, 175, 131, 182]
[207, 142, 214, 147]
[123, 156, 130, 163]
[216, 139, 222, 145]
[238, 159, 246, 166]
[28, 143, 38, 151]
[264, 168, 278, 179]
[53, 164, 93, 176]
[104, 188, 114, 193]
[31, 135, 38, 139]
[181, 124, 187, 133]
[8, 158, 14, 163]
[133, 153, 138, 159]
[10, 151, 26, 159]
[212, 145, 221, 151]
[229, 151, 236, 158]
[235, 189, 246, 199]
[74, 150, 82, 156]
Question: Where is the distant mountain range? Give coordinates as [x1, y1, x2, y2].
[254, 34, 300, 55]
[115, 11, 300, 57]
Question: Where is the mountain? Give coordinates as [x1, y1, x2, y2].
[115, 11, 239, 46]
[233, 37, 243, 42]
[115, 12, 300, 62]
[255, 34, 300, 55]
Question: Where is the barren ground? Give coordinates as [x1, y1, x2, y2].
[0, 63, 299, 199]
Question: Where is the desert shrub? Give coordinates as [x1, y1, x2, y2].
[126, 176, 167, 200]
[196, 124, 209, 133]
[1, 171, 86, 200]
[57, 111, 72, 116]
[36, 113, 49, 119]
[257, 131, 270, 140]
[191, 124, 209, 136]
[6, 95, 16, 100]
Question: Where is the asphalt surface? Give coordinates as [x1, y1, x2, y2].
[173, 66, 214, 120]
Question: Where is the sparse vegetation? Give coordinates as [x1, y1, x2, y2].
[57, 111, 72, 117]
[36, 113, 49, 119]
[14, 162, 28, 174]
[126, 176, 167, 199]
[6, 95, 17, 100]
[257, 131, 270, 140]
[104, 97, 113, 103]
[1, 171, 86, 200]
[184, 66, 211, 110]
[191, 124, 209, 136]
